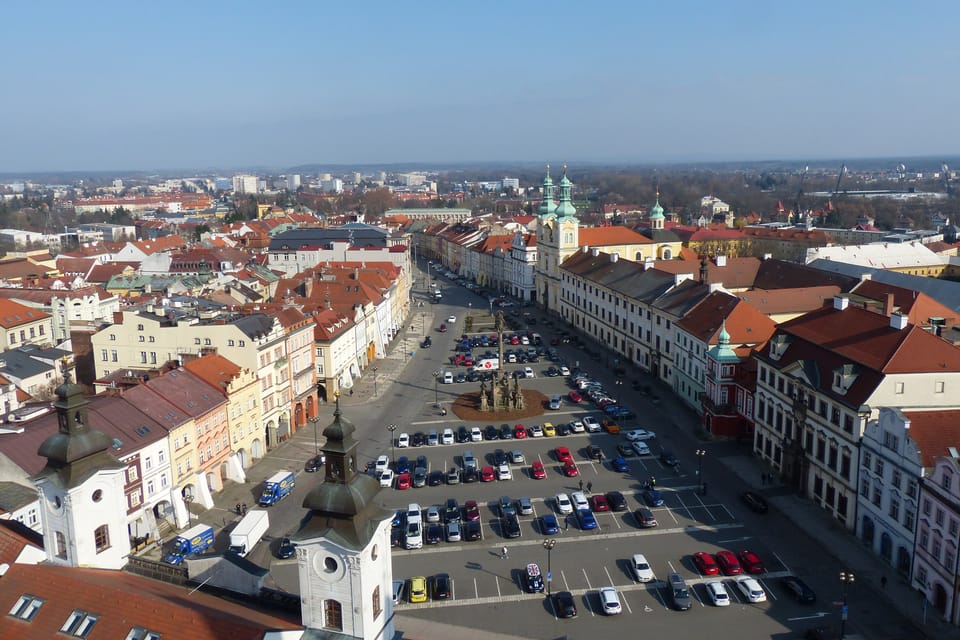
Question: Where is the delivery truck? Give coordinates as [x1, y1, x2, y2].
[164, 524, 215, 565]
[259, 470, 296, 506]
[228, 509, 270, 557]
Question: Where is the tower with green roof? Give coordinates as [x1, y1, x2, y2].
[649, 189, 665, 230]
[536, 165, 580, 313]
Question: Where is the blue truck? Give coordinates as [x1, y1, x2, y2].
[163, 524, 215, 565]
[259, 470, 296, 506]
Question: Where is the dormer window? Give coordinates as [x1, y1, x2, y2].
[8, 594, 44, 621]
[769, 334, 791, 361]
[61, 610, 99, 638]
[831, 363, 859, 395]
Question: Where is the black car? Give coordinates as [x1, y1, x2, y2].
[635, 508, 658, 528]
[660, 450, 680, 467]
[444, 499, 461, 522]
[499, 423, 514, 439]
[503, 514, 521, 538]
[304, 455, 324, 473]
[499, 495, 517, 517]
[741, 491, 769, 513]
[781, 575, 817, 603]
[275, 537, 296, 559]
[463, 467, 479, 483]
[390, 528, 403, 547]
[431, 573, 452, 600]
[466, 371, 480, 382]
[484, 424, 499, 440]
[428, 470, 444, 486]
[455, 373, 467, 383]
[457, 426, 470, 443]
[464, 520, 482, 541]
[606, 491, 628, 512]
[421, 337, 432, 348]
[492, 449, 507, 466]
[588, 445, 604, 461]
[412, 432, 425, 447]
[426, 524, 443, 544]
[553, 591, 577, 618]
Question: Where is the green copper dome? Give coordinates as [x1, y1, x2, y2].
[554, 165, 577, 220]
[650, 191, 665, 220]
[539, 165, 557, 219]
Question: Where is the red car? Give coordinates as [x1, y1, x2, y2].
[562, 462, 579, 477]
[738, 550, 766, 574]
[463, 357, 474, 367]
[480, 466, 496, 482]
[396, 473, 411, 490]
[692, 552, 720, 576]
[568, 390, 582, 403]
[464, 500, 480, 521]
[531, 461, 547, 479]
[555, 447, 573, 464]
[589, 495, 610, 512]
[715, 550, 743, 575]
[514, 424, 527, 439]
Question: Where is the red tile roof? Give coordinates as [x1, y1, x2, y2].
[579, 226, 652, 247]
[737, 286, 842, 316]
[0, 298, 50, 328]
[902, 410, 960, 467]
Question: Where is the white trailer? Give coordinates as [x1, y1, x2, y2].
[228, 509, 270, 557]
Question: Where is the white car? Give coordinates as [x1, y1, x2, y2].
[705, 581, 730, 606]
[624, 428, 657, 442]
[559, 365, 570, 376]
[568, 420, 585, 433]
[631, 554, 655, 582]
[497, 464, 513, 481]
[447, 315, 457, 323]
[599, 587, 622, 615]
[425, 505, 442, 523]
[378, 469, 395, 487]
[583, 416, 602, 433]
[529, 424, 544, 437]
[524, 366, 535, 378]
[548, 395, 562, 410]
[405, 521, 422, 549]
[375, 455, 390, 474]
[632, 441, 651, 456]
[555, 493, 573, 515]
[571, 491, 589, 511]
[441, 428, 454, 445]
[470, 426, 483, 442]
[735, 576, 767, 603]
[509, 450, 526, 464]
[397, 432, 409, 448]
[406, 503, 422, 524]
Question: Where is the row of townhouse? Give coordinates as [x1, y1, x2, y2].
[0, 353, 261, 541]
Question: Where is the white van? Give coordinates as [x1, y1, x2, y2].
[443, 371, 454, 384]
[473, 358, 499, 371]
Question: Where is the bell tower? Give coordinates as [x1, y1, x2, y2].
[31, 374, 130, 569]
[295, 396, 394, 640]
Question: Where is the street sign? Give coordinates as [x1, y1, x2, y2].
[841, 605, 848, 620]
[547, 571, 552, 582]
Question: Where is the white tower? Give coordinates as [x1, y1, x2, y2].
[31, 375, 130, 569]
[295, 399, 394, 640]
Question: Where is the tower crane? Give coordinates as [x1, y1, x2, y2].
[896, 163, 907, 191]
[833, 164, 847, 196]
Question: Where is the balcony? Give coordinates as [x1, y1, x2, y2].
[702, 396, 737, 417]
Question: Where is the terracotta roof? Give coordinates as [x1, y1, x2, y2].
[901, 409, 960, 467]
[181, 354, 242, 392]
[0, 258, 53, 279]
[737, 286, 842, 315]
[849, 279, 959, 326]
[677, 291, 775, 345]
[0, 298, 50, 328]
[0, 519, 42, 566]
[87, 262, 139, 284]
[0, 563, 301, 639]
[653, 257, 761, 289]
[579, 226, 652, 247]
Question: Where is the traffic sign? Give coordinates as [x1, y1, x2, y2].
[547, 571, 552, 582]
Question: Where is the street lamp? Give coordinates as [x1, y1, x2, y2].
[421, 312, 425, 336]
[840, 571, 855, 639]
[372, 367, 378, 397]
[543, 538, 557, 596]
[183, 492, 194, 528]
[615, 378, 623, 405]
[387, 423, 398, 469]
[310, 415, 321, 456]
[433, 370, 440, 408]
[696, 449, 706, 495]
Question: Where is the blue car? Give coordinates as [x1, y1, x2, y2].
[392, 510, 404, 528]
[577, 509, 598, 530]
[611, 456, 630, 473]
[396, 456, 410, 474]
[541, 513, 560, 535]
[643, 489, 664, 507]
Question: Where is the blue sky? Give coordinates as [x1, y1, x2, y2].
[1, 1, 958, 172]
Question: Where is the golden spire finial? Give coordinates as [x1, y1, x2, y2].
[562, 163, 568, 177]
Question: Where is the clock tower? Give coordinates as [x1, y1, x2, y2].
[295, 397, 394, 640]
[31, 374, 130, 569]
[536, 164, 579, 313]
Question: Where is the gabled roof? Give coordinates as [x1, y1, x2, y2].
[579, 226, 652, 247]
[139, 369, 226, 418]
[181, 354, 242, 392]
[0, 519, 43, 565]
[653, 257, 760, 289]
[0, 299, 49, 328]
[737, 286, 842, 316]
[561, 249, 678, 302]
[849, 279, 959, 326]
[901, 410, 960, 467]
[677, 291, 775, 345]
[0, 563, 301, 639]
[753, 259, 859, 291]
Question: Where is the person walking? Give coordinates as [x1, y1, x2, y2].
[586, 481, 593, 494]
[501, 546, 509, 560]
[578, 479, 584, 492]
[564, 516, 570, 531]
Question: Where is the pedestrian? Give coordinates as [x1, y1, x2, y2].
[235, 503, 242, 515]
[578, 479, 584, 491]
[881, 575, 887, 589]
[501, 546, 508, 560]
[349, 388, 354, 396]
[701, 481, 708, 496]
[564, 516, 570, 531]
[651, 476, 656, 487]
[241, 503, 247, 516]
[586, 482, 593, 494]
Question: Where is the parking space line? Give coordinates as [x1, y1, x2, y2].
[495, 576, 501, 598]
[561, 570, 570, 591]
[772, 551, 791, 574]
[664, 506, 679, 525]
[673, 493, 693, 520]
[726, 579, 743, 604]
[452, 578, 456, 601]
[582, 568, 593, 591]
[609, 511, 622, 529]
[692, 492, 718, 522]
[651, 583, 668, 610]
[759, 578, 777, 600]
[621, 591, 633, 614]
[691, 583, 705, 607]
[719, 503, 737, 520]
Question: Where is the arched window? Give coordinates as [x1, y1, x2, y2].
[662, 248, 673, 260]
[94, 525, 110, 553]
[55, 531, 67, 559]
[323, 600, 343, 631]
[372, 586, 382, 618]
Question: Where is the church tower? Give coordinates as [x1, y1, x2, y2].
[31, 374, 130, 569]
[650, 190, 665, 230]
[536, 165, 579, 313]
[295, 398, 393, 640]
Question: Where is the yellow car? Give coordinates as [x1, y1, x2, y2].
[409, 576, 428, 603]
[542, 422, 556, 437]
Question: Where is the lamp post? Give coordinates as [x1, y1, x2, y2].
[372, 367, 378, 397]
[387, 423, 398, 469]
[310, 415, 320, 456]
[696, 449, 706, 495]
[421, 312, 426, 336]
[433, 370, 440, 408]
[183, 492, 194, 528]
[615, 378, 623, 405]
[840, 570, 855, 639]
[543, 538, 557, 596]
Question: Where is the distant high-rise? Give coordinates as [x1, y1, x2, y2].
[287, 174, 301, 190]
[232, 174, 258, 194]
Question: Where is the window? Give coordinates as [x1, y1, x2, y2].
[138, 335, 145, 342]
[323, 600, 343, 631]
[936, 508, 945, 526]
[891, 469, 902, 489]
[127, 466, 138, 482]
[137, 324, 144, 331]
[894, 382, 904, 394]
[946, 550, 956, 573]
[101, 349, 108, 362]
[194, 338, 201, 345]
[140, 351, 147, 364]
[111, 350, 118, 362]
[883, 431, 900, 451]
[372, 585, 382, 618]
[943, 473, 953, 491]
[55, 531, 67, 559]
[94, 525, 110, 553]
[889, 498, 900, 521]
[951, 519, 959, 537]
[9, 594, 44, 621]
[908, 481, 918, 498]
[875, 458, 884, 476]
[923, 499, 931, 515]
[61, 610, 99, 638]
[904, 510, 915, 530]
[920, 528, 929, 549]
[932, 539, 941, 559]
[125, 627, 162, 640]
[863, 451, 872, 471]
[109, 334, 116, 341]
[860, 478, 870, 497]
[872, 486, 882, 507]
[936, 381, 945, 393]
[204, 338, 211, 346]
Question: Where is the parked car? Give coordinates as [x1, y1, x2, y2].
[464, 519, 482, 541]
[631, 553, 655, 582]
[568, 390, 582, 403]
[525, 563, 545, 593]
[659, 450, 680, 467]
[531, 461, 547, 479]
[540, 514, 560, 535]
[735, 576, 767, 603]
[577, 509, 598, 530]
[276, 537, 296, 559]
[555, 493, 574, 515]
[431, 573, 452, 599]
[480, 466, 496, 482]
[692, 551, 720, 576]
[611, 456, 630, 472]
[716, 550, 744, 575]
[643, 489, 664, 507]
[397, 433, 410, 448]
[624, 429, 656, 441]
[304, 455, 324, 473]
[562, 462, 579, 477]
[632, 441, 651, 456]
[464, 500, 480, 521]
[668, 573, 692, 611]
[589, 495, 610, 512]
[503, 514, 521, 538]
[705, 581, 731, 607]
[446, 467, 461, 484]
[553, 591, 577, 618]
[738, 550, 766, 574]
[781, 575, 817, 603]
[741, 491, 769, 513]
[409, 576, 428, 603]
[635, 508, 658, 528]
[554, 446, 573, 464]
[606, 491, 628, 512]
[599, 587, 622, 615]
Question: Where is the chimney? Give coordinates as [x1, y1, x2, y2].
[146, 303, 154, 314]
[762, 253, 772, 260]
[929, 316, 945, 336]
[834, 296, 849, 311]
[890, 312, 908, 330]
[581, 245, 589, 253]
[610, 253, 619, 263]
[643, 257, 655, 271]
[715, 255, 727, 267]
[591, 248, 600, 257]
[883, 293, 895, 317]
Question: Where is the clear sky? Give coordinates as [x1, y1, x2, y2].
[1, 1, 958, 173]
